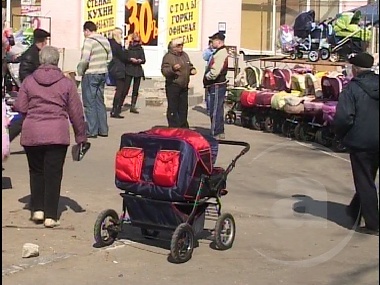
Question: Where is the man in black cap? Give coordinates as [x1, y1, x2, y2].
[203, 32, 229, 139]
[334, 52, 379, 236]
[18, 28, 50, 83]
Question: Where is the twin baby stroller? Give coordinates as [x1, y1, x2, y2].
[93, 128, 250, 263]
[278, 9, 372, 62]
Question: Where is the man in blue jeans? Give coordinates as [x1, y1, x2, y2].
[203, 32, 229, 139]
[77, 21, 112, 138]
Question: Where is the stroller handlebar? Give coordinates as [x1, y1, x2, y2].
[215, 140, 250, 178]
[217, 140, 251, 155]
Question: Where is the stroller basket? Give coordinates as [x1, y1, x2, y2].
[121, 193, 208, 234]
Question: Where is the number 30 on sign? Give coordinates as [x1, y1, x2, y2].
[126, 0, 158, 45]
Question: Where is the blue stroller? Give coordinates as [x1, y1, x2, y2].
[292, 10, 334, 62]
[93, 128, 250, 263]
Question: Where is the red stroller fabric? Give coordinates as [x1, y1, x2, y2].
[255, 91, 275, 106]
[240, 90, 257, 107]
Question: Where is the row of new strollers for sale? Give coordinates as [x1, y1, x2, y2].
[225, 65, 350, 151]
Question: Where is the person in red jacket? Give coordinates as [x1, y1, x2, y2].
[14, 46, 87, 228]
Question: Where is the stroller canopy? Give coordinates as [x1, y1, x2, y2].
[333, 11, 372, 40]
[144, 128, 213, 175]
[293, 10, 316, 38]
[350, 3, 379, 25]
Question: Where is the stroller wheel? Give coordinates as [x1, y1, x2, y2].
[319, 48, 330, 61]
[294, 124, 302, 141]
[94, 209, 120, 247]
[299, 125, 313, 142]
[263, 116, 274, 133]
[272, 116, 283, 134]
[225, 112, 236, 125]
[315, 128, 332, 147]
[296, 52, 304, 59]
[214, 213, 236, 250]
[141, 228, 160, 239]
[281, 121, 291, 137]
[251, 115, 262, 131]
[240, 111, 251, 128]
[290, 53, 297, 60]
[332, 138, 347, 153]
[330, 53, 340, 62]
[308, 51, 319, 62]
[170, 223, 194, 263]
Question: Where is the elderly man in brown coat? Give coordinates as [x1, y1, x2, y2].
[161, 37, 197, 128]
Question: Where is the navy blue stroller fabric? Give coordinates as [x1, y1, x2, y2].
[294, 10, 316, 38]
[115, 128, 218, 202]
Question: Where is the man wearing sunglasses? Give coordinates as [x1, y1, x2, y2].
[161, 38, 197, 128]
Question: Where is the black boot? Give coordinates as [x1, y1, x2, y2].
[110, 107, 115, 117]
[110, 97, 119, 117]
[111, 105, 124, 119]
[130, 95, 139, 114]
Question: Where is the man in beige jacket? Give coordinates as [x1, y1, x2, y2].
[203, 32, 229, 139]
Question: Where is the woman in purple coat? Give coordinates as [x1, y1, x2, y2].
[14, 46, 87, 228]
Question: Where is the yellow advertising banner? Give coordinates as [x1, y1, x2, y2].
[84, 0, 117, 36]
[167, 0, 199, 49]
[125, 0, 159, 46]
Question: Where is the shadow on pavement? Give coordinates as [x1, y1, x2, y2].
[93, 223, 214, 264]
[292, 194, 354, 230]
[2, 176, 13, 190]
[10, 149, 26, 155]
[150, 125, 169, 129]
[327, 262, 379, 285]
[190, 126, 211, 136]
[18, 194, 86, 219]
[192, 105, 209, 116]
[105, 102, 131, 112]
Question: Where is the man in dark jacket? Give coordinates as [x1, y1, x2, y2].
[333, 52, 379, 236]
[10, 29, 50, 143]
[19, 28, 50, 83]
[203, 32, 229, 139]
[161, 37, 196, 128]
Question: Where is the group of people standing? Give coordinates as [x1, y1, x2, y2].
[161, 32, 229, 139]
[77, 22, 146, 138]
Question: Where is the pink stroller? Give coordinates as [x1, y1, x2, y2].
[298, 74, 347, 143]
[315, 78, 349, 152]
[253, 68, 292, 132]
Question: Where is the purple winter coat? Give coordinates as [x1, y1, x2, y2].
[14, 64, 87, 147]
